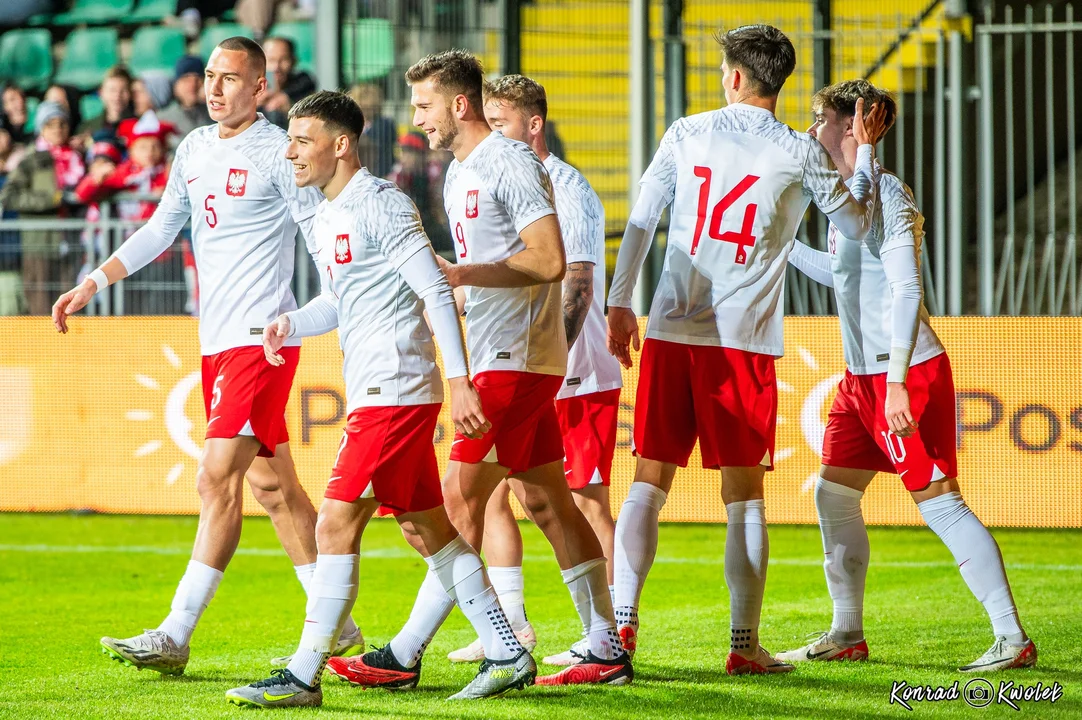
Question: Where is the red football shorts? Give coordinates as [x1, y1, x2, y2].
[633, 339, 777, 470]
[201, 346, 298, 457]
[449, 371, 565, 475]
[821, 353, 958, 491]
[556, 388, 621, 489]
[324, 404, 443, 515]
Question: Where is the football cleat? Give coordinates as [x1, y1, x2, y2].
[960, 637, 1038, 673]
[617, 625, 637, 659]
[101, 630, 189, 676]
[447, 649, 536, 700]
[326, 644, 420, 689]
[270, 626, 364, 667]
[225, 669, 322, 708]
[536, 650, 633, 686]
[542, 637, 589, 666]
[775, 632, 869, 663]
[725, 646, 795, 675]
[448, 623, 538, 663]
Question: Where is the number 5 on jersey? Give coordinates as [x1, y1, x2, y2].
[691, 168, 760, 263]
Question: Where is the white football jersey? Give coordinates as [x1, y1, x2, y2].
[829, 169, 945, 375]
[311, 170, 442, 410]
[159, 116, 321, 355]
[543, 154, 623, 400]
[444, 132, 566, 376]
[638, 104, 854, 356]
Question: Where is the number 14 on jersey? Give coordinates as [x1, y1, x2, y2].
[691, 167, 760, 264]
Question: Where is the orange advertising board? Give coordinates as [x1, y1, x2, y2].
[0, 317, 1079, 527]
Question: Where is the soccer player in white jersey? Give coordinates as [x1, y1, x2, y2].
[606, 25, 889, 675]
[329, 50, 632, 690]
[442, 74, 626, 673]
[51, 38, 361, 675]
[776, 80, 1037, 672]
[221, 90, 536, 706]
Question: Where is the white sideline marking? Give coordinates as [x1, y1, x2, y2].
[0, 544, 1077, 571]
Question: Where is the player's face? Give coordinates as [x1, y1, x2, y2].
[205, 48, 266, 125]
[484, 100, 530, 143]
[411, 78, 458, 151]
[808, 106, 849, 160]
[285, 116, 338, 189]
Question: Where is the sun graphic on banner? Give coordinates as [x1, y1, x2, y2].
[781, 346, 845, 494]
[126, 344, 203, 485]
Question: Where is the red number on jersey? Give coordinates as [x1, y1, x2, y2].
[455, 222, 467, 259]
[205, 195, 218, 228]
[690, 168, 761, 264]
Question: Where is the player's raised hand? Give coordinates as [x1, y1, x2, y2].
[52, 280, 97, 334]
[606, 306, 640, 369]
[885, 382, 918, 438]
[852, 98, 890, 147]
[448, 376, 491, 439]
[262, 315, 291, 366]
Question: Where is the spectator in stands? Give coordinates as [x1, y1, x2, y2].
[133, 72, 174, 116]
[158, 55, 212, 144]
[0, 101, 85, 315]
[1, 86, 31, 146]
[349, 83, 396, 178]
[386, 130, 450, 252]
[174, 0, 237, 39]
[45, 84, 87, 154]
[0, 127, 28, 315]
[78, 66, 136, 145]
[260, 36, 316, 127]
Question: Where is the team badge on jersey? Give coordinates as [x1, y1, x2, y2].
[226, 168, 248, 197]
[465, 189, 479, 219]
[335, 234, 352, 264]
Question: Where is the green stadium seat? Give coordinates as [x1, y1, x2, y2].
[24, 96, 39, 134]
[80, 93, 104, 123]
[342, 19, 394, 85]
[268, 22, 314, 72]
[54, 0, 134, 26]
[199, 23, 255, 62]
[127, 0, 177, 23]
[129, 26, 187, 76]
[54, 28, 119, 91]
[0, 30, 54, 92]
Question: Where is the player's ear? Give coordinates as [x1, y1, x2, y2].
[529, 115, 543, 137]
[335, 133, 351, 159]
[452, 94, 468, 120]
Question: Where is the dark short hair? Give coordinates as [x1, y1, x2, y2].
[264, 36, 296, 60]
[405, 49, 484, 110]
[812, 79, 898, 134]
[716, 25, 796, 97]
[289, 90, 366, 141]
[483, 74, 548, 122]
[216, 36, 267, 76]
[102, 65, 133, 85]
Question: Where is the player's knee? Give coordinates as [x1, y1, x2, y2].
[250, 482, 286, 514]
[195, 465, 240, 510]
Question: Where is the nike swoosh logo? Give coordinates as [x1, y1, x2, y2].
[263, 691, 298, 701]
[806, 648, 835, 659]
[598, 665, 623, 679]
[187, 177, 199, 184]
[328, 476, 342, 483]
[207, 417, 219, 426]
[899, 470, 909, 477]
[452, 439, 464, 445]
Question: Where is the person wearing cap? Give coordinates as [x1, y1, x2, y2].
[158, 55, 212, 145]
[0, 101, 86, 315]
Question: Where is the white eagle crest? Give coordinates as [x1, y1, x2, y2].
[335, 235, 351, 263]
[228, 170, 247, 195]
[465, 190, 478, 216]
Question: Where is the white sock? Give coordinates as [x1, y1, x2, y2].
[488, 566, 528, 631]
[613, 482, 667, 630]
[725, 500, 768, 655]
[815, 478, 868, 645]
[296, 562, 360, 639]
[287, 554, 358, 686]
[157, 560, 224, 647]
[918, 492, 1026, 643]
[561, 559, 624, 660]
[389, 569, 455, 669]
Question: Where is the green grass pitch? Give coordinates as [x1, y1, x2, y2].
[1, 513, 1079, 718]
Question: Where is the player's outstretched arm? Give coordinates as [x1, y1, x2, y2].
[52, 256, 129, 334]
[443, 214, 567, 288]
[787, 240, 835, 288]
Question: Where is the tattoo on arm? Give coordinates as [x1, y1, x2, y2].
[562, 261, 594, 349]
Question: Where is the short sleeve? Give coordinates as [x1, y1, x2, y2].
[802, 139, 850, 215]
[879, 176, 920, 254]
[159, 136, 192, 211]
[639, 121, 679, 203]
[552, 175, 600, 264]
[362, 186, 431, 269]
[489, 145, 556, 234]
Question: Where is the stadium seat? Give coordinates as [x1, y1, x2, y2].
[80, 93, 104, 123]
[199, 23, 255, 61]
[129, 26, 187, 76]
[268, 22, 314, 71]
[54, 0, 134, 26]
[0, 29, 53, 92]
[54, 28, 119, 91]
[342, 19, 394, 84]
[127, 0, 177, 23]
[24, 96, 39, 133]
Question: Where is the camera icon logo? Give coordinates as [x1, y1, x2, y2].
[963, 678, 995, 708]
